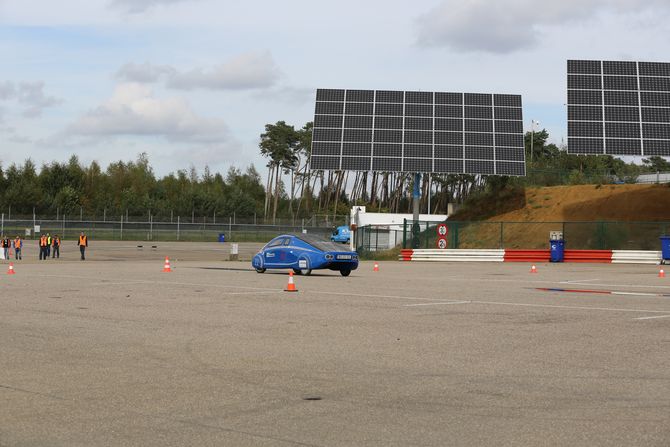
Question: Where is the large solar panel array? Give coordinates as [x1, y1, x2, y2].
[311, 89, 525, 175]
[567, 60, 670, 156]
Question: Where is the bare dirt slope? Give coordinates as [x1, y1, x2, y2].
[493, 184, 670, 222]
[455, 184, 670, 249]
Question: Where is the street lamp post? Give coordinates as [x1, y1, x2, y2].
[530, 119, 540, 163]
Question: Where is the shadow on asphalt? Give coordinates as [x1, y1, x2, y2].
[194, 266, 335, 277]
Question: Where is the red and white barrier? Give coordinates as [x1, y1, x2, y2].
[400, 249, 662, 265]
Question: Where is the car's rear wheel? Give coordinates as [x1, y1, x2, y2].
[292, 268, 302, 275]
[303, 269, 312, 276]
[340, 269, 351, 277]
[255, 267, 266, 273]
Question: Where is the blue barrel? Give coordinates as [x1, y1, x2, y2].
[218, 233, 225, 243]
[660, 236, 670, 261]
[550, 239, 565, 262]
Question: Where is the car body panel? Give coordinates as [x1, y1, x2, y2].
[252, 234, 358, 274]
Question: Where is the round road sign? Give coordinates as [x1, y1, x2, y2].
[437, 224, 448, 236]
[437, 238, 448, 249]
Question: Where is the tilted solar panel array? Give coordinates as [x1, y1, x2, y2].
[567, 60, 670, 156]
[311, 89, 526, 175]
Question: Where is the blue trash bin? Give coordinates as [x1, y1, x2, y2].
[660, 236, 670, 263]
[550, 239, 565, 262]
[218, 233, 225, 243]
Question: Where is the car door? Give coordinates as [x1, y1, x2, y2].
[263, 237, 285, 268]
[273, 237, 297, 267]
[282, 237, 299, 266]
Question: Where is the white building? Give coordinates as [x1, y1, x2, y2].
[350, 206, 448, 251]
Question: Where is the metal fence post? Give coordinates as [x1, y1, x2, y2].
[177, 216, 180, 241]
[120, 215, 123, 240]
[499, 222, 504, 249]
[402, 219, 407, 249]
[455, 222, 459, 249]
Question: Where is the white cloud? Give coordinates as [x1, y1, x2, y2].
[0, 81, 62, 117]
[115, 62, 174, 83]
[108, 0, 200, 14]
[0, 82, 16, 100]
[416, 0, 670, 54]
[69, 82, 228, 143]
[116, 51, 281, 91]
[17, 82, 63, 117]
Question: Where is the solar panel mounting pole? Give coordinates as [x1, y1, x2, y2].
[412, 172, 421, 248]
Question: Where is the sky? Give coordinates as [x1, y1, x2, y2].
[1, 0, 670, 176]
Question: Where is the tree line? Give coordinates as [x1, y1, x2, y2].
[1, 122, 668, 221]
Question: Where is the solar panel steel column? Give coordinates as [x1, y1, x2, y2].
[412, 172, 421, 249]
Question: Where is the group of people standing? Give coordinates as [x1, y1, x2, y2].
[1, 235, 24, 260]
[0, 232, 88, 261]
[38, 233, 61, 260]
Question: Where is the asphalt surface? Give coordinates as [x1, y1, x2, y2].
[1, 243, 669, 446]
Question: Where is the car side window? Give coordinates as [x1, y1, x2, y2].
[282, 238, 291, 246]
[267, 238, 283, 248]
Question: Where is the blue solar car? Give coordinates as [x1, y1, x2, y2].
[252, 234, 359, 276]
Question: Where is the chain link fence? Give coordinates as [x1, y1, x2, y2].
[401, 220, 670, 251]
[0, 217, 338, 243]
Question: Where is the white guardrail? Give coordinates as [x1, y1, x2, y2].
[403, 249, 662, 264]
[407, 249, 505, 262]
[611, 250, 661, 264]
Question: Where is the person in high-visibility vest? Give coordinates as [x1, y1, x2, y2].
[39, 234, 48, 260]
[52, 234, 61, 259]
[77, 232, 88, 260]
[1, 235, 10, 261]
[46, 233, 52, 258]
[13, 236, 22, 260]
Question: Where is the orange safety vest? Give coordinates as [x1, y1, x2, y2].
[53, 237, 60, 247]
[79, 235, 87, 246]
[15, 238, 21, 249]
[40, 236, 48, 247]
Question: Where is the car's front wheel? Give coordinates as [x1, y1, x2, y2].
[255, 267, 266, 273]
[340, 269, 351, 277]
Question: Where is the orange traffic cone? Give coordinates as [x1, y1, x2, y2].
[7, 262, 16, 275]
[373, 262, 379, 272]
[284, 271, 298, 292]
[162, 257, 172, 272]
[530, 264, 538, 274]
[659, 268, 665, 278]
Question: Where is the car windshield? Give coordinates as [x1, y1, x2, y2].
[295, 234, 349, 252]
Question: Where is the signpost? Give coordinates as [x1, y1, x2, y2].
[437, 223, 448, 249]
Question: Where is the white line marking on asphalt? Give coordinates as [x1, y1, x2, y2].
[610, 291, 663, 297]
[425, 276, 670, 291]
[313, 290, 457, 302]
[634, 314, 670, 320]
[404, 301, 471, 307]
[561, 279, 601, 284]
[540, 281, 670, 290]
[471, 300, 670, 314]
